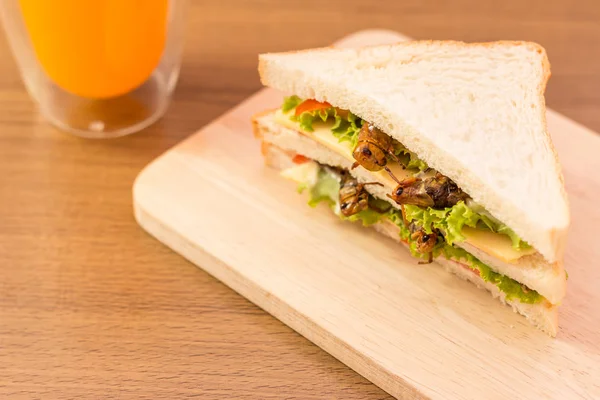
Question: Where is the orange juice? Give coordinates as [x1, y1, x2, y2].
[19, 0, 168, 99]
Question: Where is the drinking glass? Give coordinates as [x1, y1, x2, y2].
[0, 0, 186, 138]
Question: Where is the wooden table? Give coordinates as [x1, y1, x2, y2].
[1, 1, 599, 398]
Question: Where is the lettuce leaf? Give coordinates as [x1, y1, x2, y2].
[497, 225, 531, 251]
[439, 246, 542, 303]
[403, 201, 530, 250]
[304, 167, 386, 227]
[306, 168, 340, 208]
[467, 201, 530, 250]
[385, 209, 444, 260]
[295, 107, 334, 132]
[404, 202, 475, 245]
[331, 110, 363, 148]
[393, 142, 429, 171]
[289, 101, 363, 148]
[347, 208, 384, 227]
[282, 95, 303, 113]
[385, 209, 410, 240]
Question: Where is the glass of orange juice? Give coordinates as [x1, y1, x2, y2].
[0, 0, 186, 138]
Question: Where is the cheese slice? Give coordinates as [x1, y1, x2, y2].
[273, 109, 536, 263]
[462, 226, 535, 262]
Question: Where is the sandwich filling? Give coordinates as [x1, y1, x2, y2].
[276, 95, 547, 305]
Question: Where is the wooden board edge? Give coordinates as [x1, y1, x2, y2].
[132, 198, 428, 400]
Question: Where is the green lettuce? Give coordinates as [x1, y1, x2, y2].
[282, 95, 303, 112]
[403, 202, 477, 245]
[439, 246, 542, 303]
[304, 168, 339, 208]
[281, 97, 427, 171]
[497, 225, 530, 250]
[347, 208, 384, 227]
[283, 96, 363, 148]
[385, 209, 411, 241]
[295, 106, 364, 149]
[384, 209, 434, 260]
[295, 107, 333, 132]
[393, 142, 429, 171]
[403, 201, 530, 251]
[302, 166, 542, 304]
[330, 110, 363, 148]
[303, 168, 386, 227]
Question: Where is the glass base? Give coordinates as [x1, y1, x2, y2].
[37, 71, 171, 139]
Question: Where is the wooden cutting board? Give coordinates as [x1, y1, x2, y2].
[133, 30, 600, 399]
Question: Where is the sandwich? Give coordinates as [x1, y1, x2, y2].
[252, 41, 569, 336]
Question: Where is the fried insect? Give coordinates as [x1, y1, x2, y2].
[351, 123, 403, 180]
[388, 173, 468, 209]
[408, 222, 439, 264]
[409, 222, 438, 254]
[339, 172, 383, 217]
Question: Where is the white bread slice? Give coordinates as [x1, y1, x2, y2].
[261, 140, 558, 337]
[253, 111, 567, 305]
[258, 40, 569, 264]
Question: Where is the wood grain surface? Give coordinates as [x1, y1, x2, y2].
[1, 1, 599, 399]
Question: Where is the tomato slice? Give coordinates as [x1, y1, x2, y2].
[292, 154, 310, 164]
[294, 99, 331, 116]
